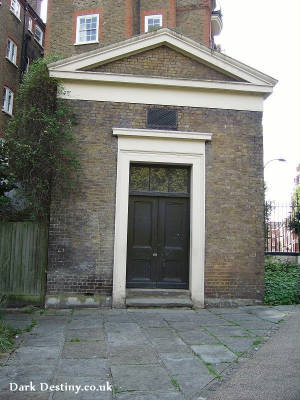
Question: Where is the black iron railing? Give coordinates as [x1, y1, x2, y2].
[265, 201, 300, 255]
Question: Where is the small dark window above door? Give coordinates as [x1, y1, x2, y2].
[147, 108, 177, 130]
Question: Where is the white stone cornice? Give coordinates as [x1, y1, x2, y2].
[113, 128, 212, 141]
[50, 70, 273, 96]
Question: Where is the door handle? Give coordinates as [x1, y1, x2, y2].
[153, 253, 158, 257]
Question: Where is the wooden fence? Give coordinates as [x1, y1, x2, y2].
[0, 222, 48, 306]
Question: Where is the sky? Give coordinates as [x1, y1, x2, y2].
[215, 0, 300, 204]
[41, 0, 300, 204]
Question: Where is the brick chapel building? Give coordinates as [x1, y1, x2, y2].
[44, 0, 277, 308]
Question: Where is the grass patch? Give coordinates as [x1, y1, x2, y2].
[0, 321, 22, 354]
[203, 362, 221, 378]
[264, 262, 300, 305]
[70, 337, 81, 342]
[252, 340, 261, 346]
[0, 317, 37, 355]
[170, 377, 181, 391]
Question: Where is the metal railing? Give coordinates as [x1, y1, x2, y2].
[265, 201, 300, 255]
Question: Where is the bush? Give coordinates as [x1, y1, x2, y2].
[264, 262, 300, 305]
[0, 57, 80, 221]
[0, 321, 20, 354]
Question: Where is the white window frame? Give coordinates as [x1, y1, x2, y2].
[2, 87, 14, 115]
[145, 14, 162, 32]
[28, 17, 33, 32]
[6, 38, 17, 65]
[10, 0, 21, 19]
[75, 14, 99, 45]
[34, 25, 43, 46]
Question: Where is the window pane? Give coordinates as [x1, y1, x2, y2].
[169, 168, 188, 193]
[6, 40, 11, 58]
[130, 165, 189, 194]
[150, 167, 168, 192]
[130, 166, 150, 191]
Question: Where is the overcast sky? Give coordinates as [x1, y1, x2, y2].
[216, 0, 300, 203]
[41, 1, 300, 203]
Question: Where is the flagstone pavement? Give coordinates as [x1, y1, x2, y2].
[0, 305, 297, 400]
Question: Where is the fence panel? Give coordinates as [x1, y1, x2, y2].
[265, 202, 300, 255]
[0, 222, 48, 306]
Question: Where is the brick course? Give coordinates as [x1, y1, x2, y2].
[93, 45, 238, 81]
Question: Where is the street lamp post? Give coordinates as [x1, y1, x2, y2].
[264, 158, 286, 168]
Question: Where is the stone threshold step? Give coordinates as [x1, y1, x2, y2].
[127, 289, 190, 298]
[126, 296, 193, 308]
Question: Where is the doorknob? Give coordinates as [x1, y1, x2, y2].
[153, 253, 158, 257]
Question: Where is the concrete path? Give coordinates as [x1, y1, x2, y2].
[0, 305, 297, 400]
[206, 306, 300, 400]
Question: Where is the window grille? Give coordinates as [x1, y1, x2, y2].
[147, 108, 177, 130]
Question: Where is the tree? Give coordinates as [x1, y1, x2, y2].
[289, 186, 300, 235]
[1, 58, 80, 221]
[0, 140, 16, 207]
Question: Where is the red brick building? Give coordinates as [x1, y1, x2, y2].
[0, 0, 45, 136]
[45, 1, 277, 308]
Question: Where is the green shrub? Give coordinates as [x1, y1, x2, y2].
[0, 321, 21, 353]
[264, 262, 300, 305]
[1, 57, 80, 221]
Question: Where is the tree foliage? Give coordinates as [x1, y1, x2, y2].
[0, 141, 17, 207]
[0, 57, 80, 221]
[289, 186, 300, 235]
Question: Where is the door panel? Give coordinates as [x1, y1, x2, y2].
[157, 198, 189, 288]
[126, 197, 157, 287]
[126, 196, 189, 288]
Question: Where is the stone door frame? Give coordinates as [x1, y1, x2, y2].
[112, 128, 212, 308]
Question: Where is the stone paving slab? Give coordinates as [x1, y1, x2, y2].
[1, 319, 34, 330]
[65, 328, 105, 341]
[229, 319, 277, 330]
[67, 319, 103, 330]
[177, 329, 220, 345]
[61, 342, 107, 359]
[205, 325, 255, 337]
[0, 364, 54, 391]
[8, 346, 60, 365]
[22, 334, 64, 347]
[151, 337, 193, 354]
[159, 352, 212, 376]
[192, 344, 237, 363]
[111, 365, 175, 392]
[0, 392, 50, 400]
[175, 373, 216, 399]
[56, 359, 110, 377]
[108, 345, 159, 365]
[0, 305, 293, 400]
[218, 337, 256, 354]
[251, 309, 287, 323]
[116, 392, 184, 400]
[143, 327, 178, 340]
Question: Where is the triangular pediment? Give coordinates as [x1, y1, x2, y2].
[88, 45, 242, 82]
[48, 28, 277, 87]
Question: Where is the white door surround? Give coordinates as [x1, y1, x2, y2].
[112, 128, 212, 308]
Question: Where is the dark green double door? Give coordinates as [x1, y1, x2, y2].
[126, 196, 189, 288]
